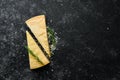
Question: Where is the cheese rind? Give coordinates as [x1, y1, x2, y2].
[26, 31, 49, 69]
[25, 15, 51, 57]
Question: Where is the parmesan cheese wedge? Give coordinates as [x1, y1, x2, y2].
[25, 15, 51, 57]
[26, 31, 50, 69]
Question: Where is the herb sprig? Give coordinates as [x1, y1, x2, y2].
[47, 27, 56, 47]
[47, 26, 58, 54]
[25, 46, 44, 65]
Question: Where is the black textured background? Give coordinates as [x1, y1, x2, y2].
[0, 0, 120, 80]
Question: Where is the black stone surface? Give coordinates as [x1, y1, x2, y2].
[0, 0, 120, 80]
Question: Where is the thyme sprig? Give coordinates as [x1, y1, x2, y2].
[25, 46, 44, 65]
[47, 26, 56, 47]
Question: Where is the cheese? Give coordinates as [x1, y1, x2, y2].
[26, 31, 49, 69]
[25, 15, 51, 57]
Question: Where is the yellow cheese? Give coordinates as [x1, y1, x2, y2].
[25, 15, 51, 57]
[26, 31, 49, 69]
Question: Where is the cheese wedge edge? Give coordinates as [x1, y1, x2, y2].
[26, 31, 50, 69]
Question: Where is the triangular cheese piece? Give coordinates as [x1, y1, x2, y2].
[26, 31, 49, 69]
[25, 15, 51, 57]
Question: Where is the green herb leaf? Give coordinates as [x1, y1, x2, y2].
[47, 26, 56, 47]
[25, 46, 44, 65]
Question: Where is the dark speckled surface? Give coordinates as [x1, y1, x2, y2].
[0, 0, 120, 80]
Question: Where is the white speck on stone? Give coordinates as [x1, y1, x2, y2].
[51, 69, 54, 72]
[107, 27, 110, 30]
[50, 19, 53, 23]
[60, 3, 63, 6]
